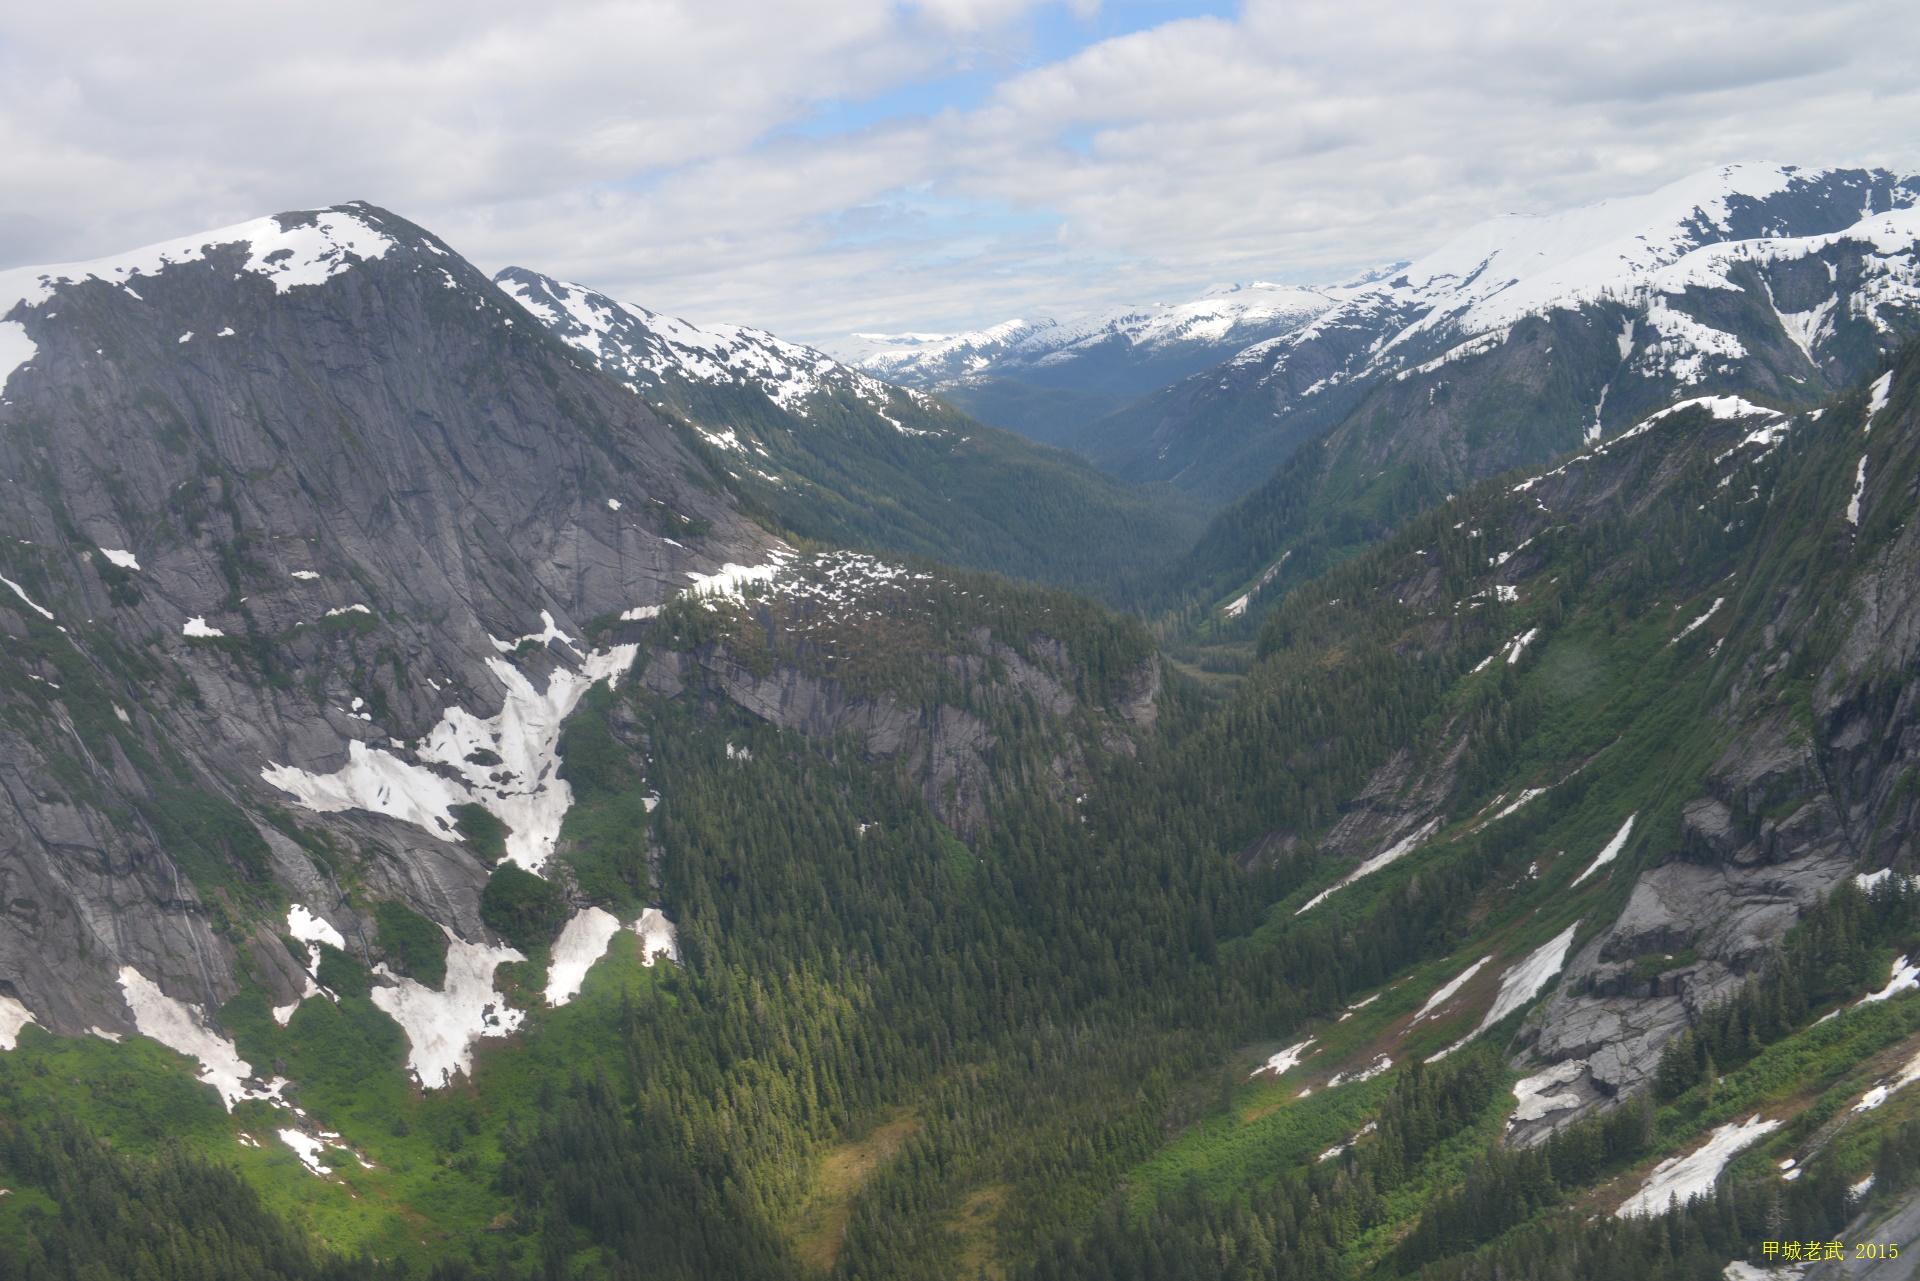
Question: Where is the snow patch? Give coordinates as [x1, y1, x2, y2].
[489, 609, 573, 654]
[290, 570, 319, 580]
[1433, 924, 1581, 1060]
[619, 604, 661, 622]
[1855, 868, 1919, 894]
[1510, 1059, 1588, 1125]
[1672, 598, 1724, 644]
[0, 321, 35, 390]
[0, 573, 53, 620]
[1616, 1115, 1779, 1217]
[1847, 455, 1869, 526]
[117, 967, 278, 1110]
[98, 548, 139, 570]
[1319, 1120, 1378, 1161]
[633, 908, 679, 964]
[1412, 956, 1493, 1023]
[1339, 993, 1381, 1022]
[1858, 955, 1920, 1005]
[1494, 788, 1547, 821]
[1252, 1038, 1314, 1078]
[286, 904, 345, 973]
[182, 616, 224, 637]
[685, 551, 795, 603]
[1296, 819, 1441, 915]
[270, 989, 315, 1027]
[263, 640, 638, 873]
[1223, 592, 1251, 619]
[1851, 1043, 1920, 1113]
[370, 934, 526, 1088]
[544, 907, 623, 1006]
[1483, 926, 1580, 1028]
[278, 1128, 332, 1175]
[1328, 1054, 1393, 1088]
[1866, 370, 1894, 431]
[0, 995, 36, 1049]
[1573, 814, 1638, 886]
[1777, 296, 1837, 364]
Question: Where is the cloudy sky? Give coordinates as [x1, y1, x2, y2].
[2, 0, 1916, 345]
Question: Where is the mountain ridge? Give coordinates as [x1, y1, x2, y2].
[5, 180, 1920, 1281]
[1079, 164, 1919, 502]
[1132, 163, 1920, 623]
[838, 281, 1335, 442]
[492, 265, 1204, 598]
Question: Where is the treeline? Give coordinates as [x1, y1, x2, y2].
[645, 551, 1157, 713]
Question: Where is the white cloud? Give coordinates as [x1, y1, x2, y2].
[1, 0, 1915, 343]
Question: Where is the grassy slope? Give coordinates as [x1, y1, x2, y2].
[0, 933, 669, 1273]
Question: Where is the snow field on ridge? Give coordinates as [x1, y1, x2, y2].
[0, 206, 395, 320]
[497, 272, 896, 415]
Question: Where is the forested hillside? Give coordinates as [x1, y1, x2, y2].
[5, 194, 1920, 1281]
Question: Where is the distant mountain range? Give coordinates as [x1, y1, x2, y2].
[1081, 164, 1920, 505]
[1152, 164, 1920, 617]
[492, 268, 1200, 595]
[838, 281, 1338, 442]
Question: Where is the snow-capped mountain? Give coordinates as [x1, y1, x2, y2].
[847, 282, 1333, 389]
[837, 282, 1336, 441]
[840, 317, 1057, 388]
[1252, 162, 1918, 400]
[0, 200, 782, 1050]
[494, 267, 910, 417]
[492, 266, 1199, 590]
[1082, 163, 1920, 505]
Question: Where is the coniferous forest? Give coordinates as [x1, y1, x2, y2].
[3, 185, 1920, 1281]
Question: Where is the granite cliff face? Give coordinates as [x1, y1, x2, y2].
[0, 203, 781, 1042]
[1212, 345, 1920, 1157]
[628, 550, 1160, 843]
[1510, 358, 1920, 1137]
